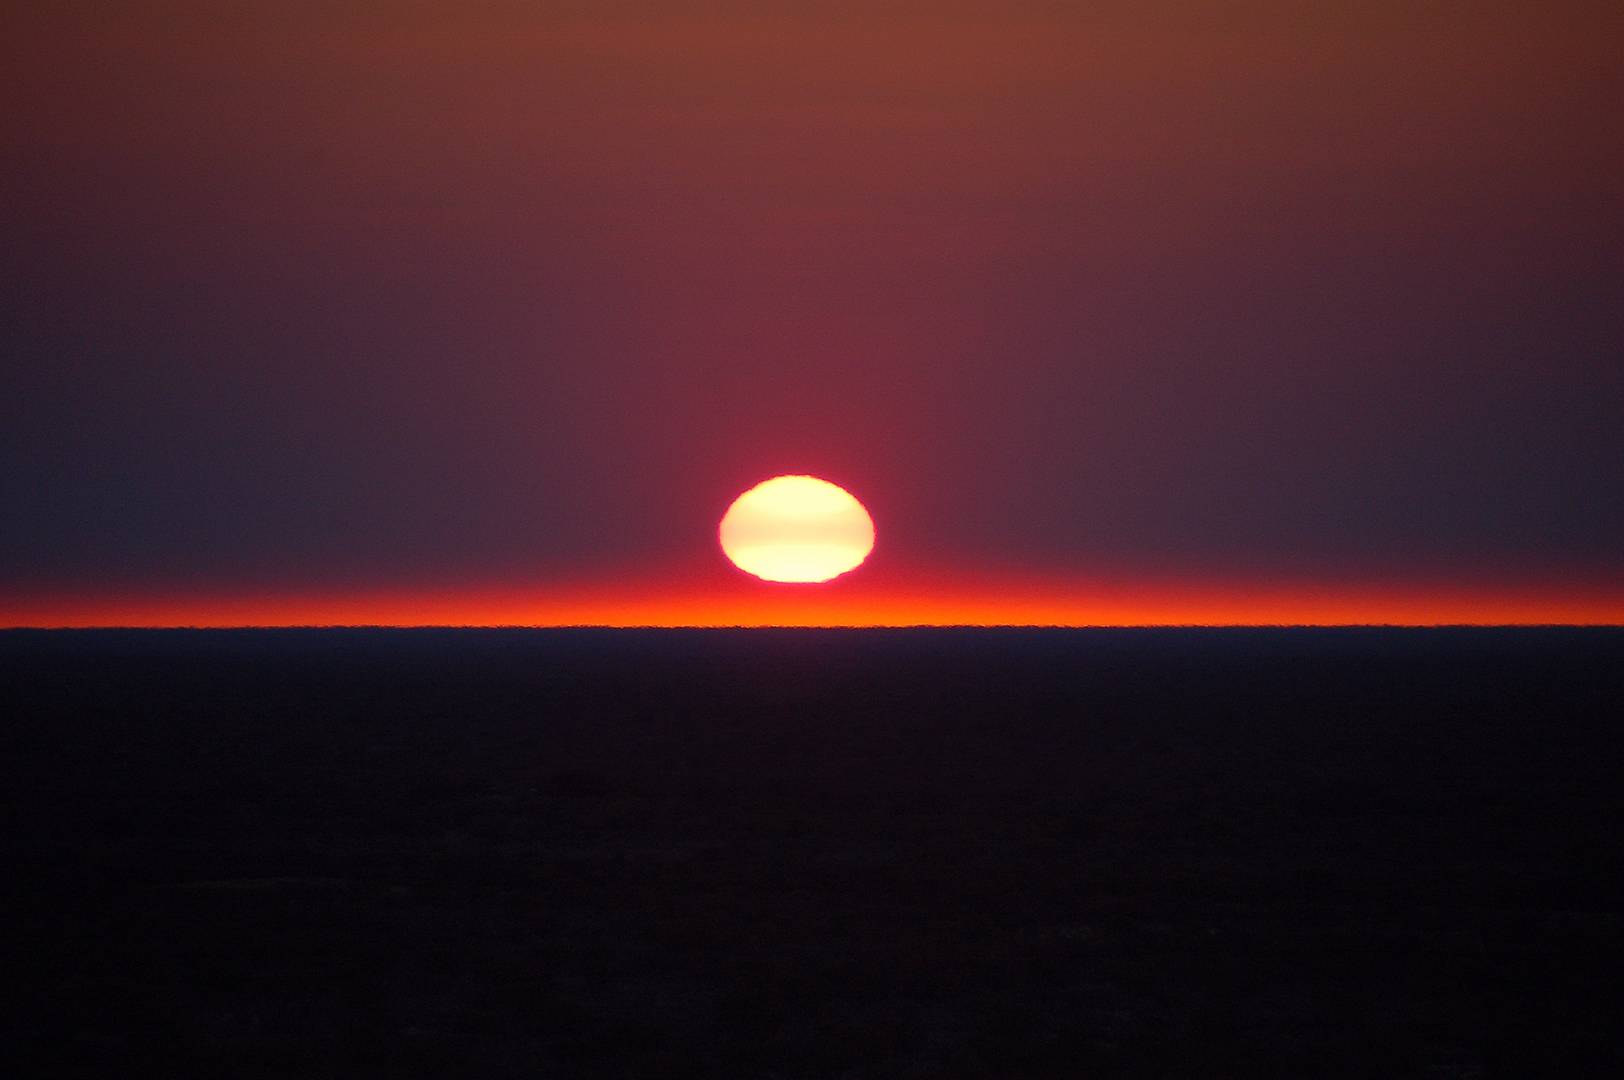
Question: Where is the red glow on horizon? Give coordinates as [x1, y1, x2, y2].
[5, 566, 1620, 628]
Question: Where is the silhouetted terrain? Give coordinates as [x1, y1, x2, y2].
[4, 628, 1623, 1076]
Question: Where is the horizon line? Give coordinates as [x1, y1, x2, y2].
[5, 623, 1622, 631]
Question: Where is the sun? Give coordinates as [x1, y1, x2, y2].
[719, 475, 876, 583]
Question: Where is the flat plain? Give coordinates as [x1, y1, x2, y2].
[4, 628, 1622, 1076]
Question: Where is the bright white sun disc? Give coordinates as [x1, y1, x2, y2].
[718, 475, 875, 583]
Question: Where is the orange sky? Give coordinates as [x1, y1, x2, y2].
[6, 562, 1620, 627]
[4, 7, 1620, 626]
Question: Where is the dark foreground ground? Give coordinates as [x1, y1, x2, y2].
[3, 628, 1623, 1076]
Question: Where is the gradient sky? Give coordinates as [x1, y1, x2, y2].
[4, 3, 1621, 624]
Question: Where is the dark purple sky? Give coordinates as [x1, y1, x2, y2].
[4, 3, 1621, 608]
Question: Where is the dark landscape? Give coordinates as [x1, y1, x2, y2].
[5, 627, 1623, 1076]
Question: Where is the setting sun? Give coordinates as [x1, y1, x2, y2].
[718, 475, 876, 584]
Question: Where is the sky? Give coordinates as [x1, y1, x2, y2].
[4, 2, 1622, 625]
